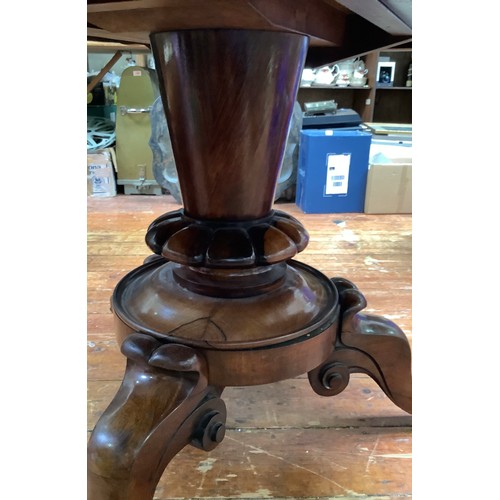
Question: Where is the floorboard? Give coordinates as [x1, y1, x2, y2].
[87, 194, 412, 499]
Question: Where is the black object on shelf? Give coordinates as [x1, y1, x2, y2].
[302, 108, 362, 129]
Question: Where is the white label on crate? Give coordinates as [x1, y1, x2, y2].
[133, 70, 142, 76]
[325, 153, 351, 195]
[325, 130, 334, 136]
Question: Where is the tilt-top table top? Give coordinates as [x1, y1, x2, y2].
[87, 0, 411, 67]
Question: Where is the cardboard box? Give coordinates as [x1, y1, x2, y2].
[295, 128, 372, 213]
[364, 140, 412, 214]
[87, 148, 117, 197]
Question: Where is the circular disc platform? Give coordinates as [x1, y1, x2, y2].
[112, 259, 339, 385]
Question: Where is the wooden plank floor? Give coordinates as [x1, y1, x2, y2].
[88, 194, 412, 500]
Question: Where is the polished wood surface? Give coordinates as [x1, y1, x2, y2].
[88, 194, 412, 499]
[88, 332, 226, 499]
[309, 277, 411, 413]
[150, 30, 307, 221]
[112, 260, 337, 349]
[87, 0, 411, 67]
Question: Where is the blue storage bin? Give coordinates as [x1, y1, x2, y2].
[295, 128, 372, 213]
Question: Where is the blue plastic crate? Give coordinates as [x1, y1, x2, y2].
[296, 128, 372, 213]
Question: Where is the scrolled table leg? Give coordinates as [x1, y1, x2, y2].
[87, 332, 226, 500]
[309, 277, 412, 414]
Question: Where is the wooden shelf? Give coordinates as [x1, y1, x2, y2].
[383, 47, 412, 53]
[300, 85, 371, 90]
[298, 41, 411, 124]
[376, 86, 412, 90]
[87, 41, 151, 53]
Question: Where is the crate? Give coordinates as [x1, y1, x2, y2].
[296, 128, 372, 213]
[87, 148, 117, 198]
[364, 140, 412, 214]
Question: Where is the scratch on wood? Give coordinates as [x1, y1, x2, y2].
[246, 455, 257, 475]
[374, 453, 412, 459]
[365, 435, 380, 473]
[196, 457, 217, 474]
[196, 457, 217, 491]
[226, 435, 360, 496]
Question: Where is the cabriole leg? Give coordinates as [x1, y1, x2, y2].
[87, 333, 226, 500]
[309, 277, 412, 414]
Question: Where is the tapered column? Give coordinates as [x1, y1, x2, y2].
[146, 29, 311, 280]
[150, 29, 309, 221]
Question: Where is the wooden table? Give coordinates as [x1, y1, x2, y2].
[87, 0, 412, 67]
[87, 2, 412, 498]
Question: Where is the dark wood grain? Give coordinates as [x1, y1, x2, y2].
[309, 277, 411, 413]
[88, 333, 226, 499]
[111, 259, 338, 351]
[150, 29, 307, 220]
[87, 0, 410, 63]
[145, 210, 310, 269]
[87, 0, 347, 47]
[374, 88, 412, 123]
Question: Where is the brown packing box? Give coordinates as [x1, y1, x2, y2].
[87, 148, 117, 197]
[364, 159, 412, 214]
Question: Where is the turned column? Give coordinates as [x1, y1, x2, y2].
[88, 29, 339, 500]
[87, 28, 412, 500]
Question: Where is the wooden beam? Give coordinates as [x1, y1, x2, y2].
[87, 27, 150, 45]
[334, 0, 411, 34]
[87, 50, 123, 94]
[87, 41, 151, 54]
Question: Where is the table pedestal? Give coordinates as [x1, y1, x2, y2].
[87, 28, 411, 500]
